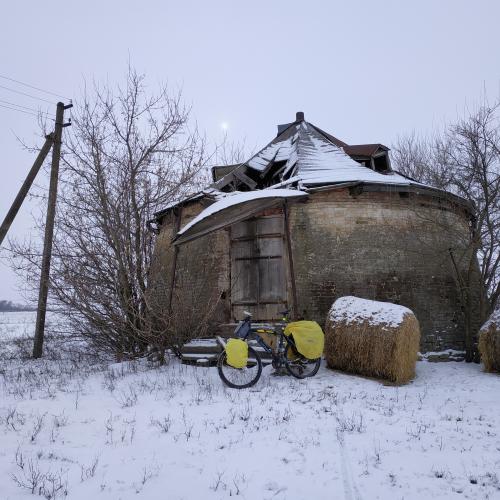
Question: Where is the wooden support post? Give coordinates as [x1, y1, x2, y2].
[167, 206, 183, 314]
[0, 134, 54, 247]
[449, 248, 474, 362]
[33, 102, 71, 358]
[283, 201, 299, 320]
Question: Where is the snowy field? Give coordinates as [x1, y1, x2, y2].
[0, 311, 40, 342]
[0, 312, 499, 500]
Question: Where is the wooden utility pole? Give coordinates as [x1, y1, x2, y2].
[33, 102, 72, 358]
[283, 201, 299, 320]
[0, 134, 54, 247]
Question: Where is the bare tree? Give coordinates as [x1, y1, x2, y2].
[392, 100, 500, 359]
[9, 68, 209, 359]
[214, 131, 249, 167]
[391, 132, 454, 190]
[447, 103, 500, 317]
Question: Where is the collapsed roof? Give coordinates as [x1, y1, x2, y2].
[152, 112, 471, 231]
[174, 189, 308, 245]
[212, 112, 417, 192]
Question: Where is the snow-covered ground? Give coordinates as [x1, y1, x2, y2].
[0, 312, 499, 500]
[0, 311, 40, 342]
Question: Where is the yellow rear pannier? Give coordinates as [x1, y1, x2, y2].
[284, 321, 324, 359]
[225, 338, 248, 369]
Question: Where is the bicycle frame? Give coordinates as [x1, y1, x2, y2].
[218, 314, 321, 387]
[233, 317, 298, 363]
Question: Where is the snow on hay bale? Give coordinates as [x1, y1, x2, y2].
[325, 296, 420, 384]
[478, 309, 500, 373]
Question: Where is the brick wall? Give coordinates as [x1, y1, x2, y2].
[149, 188, 480, 352]
[148, 200, 231, 339]
[288, 189, 480, 352]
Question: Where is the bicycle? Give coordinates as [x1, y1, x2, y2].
[217, 310, 321, 389]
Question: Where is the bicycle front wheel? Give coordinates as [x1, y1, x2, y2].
[217, 345, 263, 389]
[284, 343, 321, 379]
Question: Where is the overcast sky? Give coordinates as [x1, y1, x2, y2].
[1, 0, 499, 301]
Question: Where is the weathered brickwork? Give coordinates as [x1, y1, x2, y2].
[149, 188, 481, 352]
[288, 189, 480, 352]
[148, 201, 231, 337]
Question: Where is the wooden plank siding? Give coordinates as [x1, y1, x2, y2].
[230, 213, 288, 321]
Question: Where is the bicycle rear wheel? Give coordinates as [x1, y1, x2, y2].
[217, 345, 263, 389]
[284, 343, 321, 379]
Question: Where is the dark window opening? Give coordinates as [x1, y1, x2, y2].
[354, 158, 372, 169]
[244, 168, 261, 185]
[260, 160, 287, 187]
[220, 182, 250, 193]
[373, 154, 389, 173]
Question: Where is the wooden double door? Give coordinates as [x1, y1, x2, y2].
[230, 213, 288, 321]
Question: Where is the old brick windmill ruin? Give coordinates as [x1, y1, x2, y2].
[148, 112, 480, 353]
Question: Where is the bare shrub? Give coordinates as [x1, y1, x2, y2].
[11, 455, 68, 499]
[52, 412, 68, 429]
[5, 407, 26, 431]
[8, 66, 209, 360]
[30, 413, 46, 443]
[210, 471, 227, 492]
[335, 411, 365, 433]
[114, 384, 139, 408]
[80, 456, 99, 482]
[104, 412, 114, 445]
[145, 272, 223, 361]
[150, 415, 172, 434]
[133, 462, 160, 494]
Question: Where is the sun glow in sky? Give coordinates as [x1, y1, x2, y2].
[221, 122, 228, 131]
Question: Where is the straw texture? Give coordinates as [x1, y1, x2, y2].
[325, 297, 420, 384]
[478, 313, 500, 373]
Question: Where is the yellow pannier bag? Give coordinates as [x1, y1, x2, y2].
[284, 321, 324, 359]
[225, 338, 248, 369]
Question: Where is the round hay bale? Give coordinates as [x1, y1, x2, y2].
[478, 309, 500, 373]
[325, 296, 421, 384]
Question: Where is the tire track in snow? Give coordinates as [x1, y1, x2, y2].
[337, 435, 363, 500]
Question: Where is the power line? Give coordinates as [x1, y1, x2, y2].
[0, 98, 51, 115]
[0, 103, 55, 120]
[0, 84, 56, 104]
[0, 103, 40, 118]
[0, 73, 71, 101]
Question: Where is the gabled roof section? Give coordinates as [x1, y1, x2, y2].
[239, 114, 416, 189]
[344, 144, 388, 157]
[308, 123, 347, 148]
[152, 112, 471, 225]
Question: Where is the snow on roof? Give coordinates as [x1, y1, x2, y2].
[177, 188, 308, 236]
[153, 188, 223, 217]
[247, 134, 298, 172]
[328, 296, 414, 327]
[245, 121, 425, 189]
[155, 116, 448, 220]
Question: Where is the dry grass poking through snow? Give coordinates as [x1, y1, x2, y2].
[0, 311, 499, 500]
